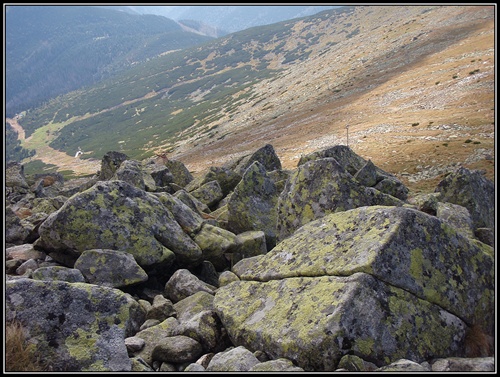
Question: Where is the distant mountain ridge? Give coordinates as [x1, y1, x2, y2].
[5, 5, 214, 117]
[128, 5, 340, 33]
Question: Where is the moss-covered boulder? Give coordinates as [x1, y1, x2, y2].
[276, 158, 404, 242]
[6, 278, 145, 371]
[74, 249, 148, 288]
[435, 167, 495, 230]
[214, 272, 466, 371]
[298, 145, 408, 200]
[227, 161, 279, 249]
[35, 180, 202, 269]
[236, 206, 494, 334]
[225, 143, 282, 176]
[99, 151, 129, 180]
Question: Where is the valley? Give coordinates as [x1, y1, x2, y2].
[7, 5, 495, 195]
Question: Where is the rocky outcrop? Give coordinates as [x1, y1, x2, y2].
[5, 144, 495, 372]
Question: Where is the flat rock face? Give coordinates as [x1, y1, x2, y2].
[234, 206, 494, 333]
[214, 272, 466, 371]
[215, 205, 494, 370]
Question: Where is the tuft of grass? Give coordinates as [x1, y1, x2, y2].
[5, 320, 48, 372]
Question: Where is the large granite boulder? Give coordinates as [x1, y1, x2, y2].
[35, 180, 202, 269]
[6, 278, 146, 371]
[435, 167, 495, 230]
[227, 161, 279, 249]
[215, 206, 494, 370]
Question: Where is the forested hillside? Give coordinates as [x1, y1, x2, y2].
[5, 5, 213, 117]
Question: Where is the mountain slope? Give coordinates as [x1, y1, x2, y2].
[5, 5, 213, 117]
[8, 5, 495, 194]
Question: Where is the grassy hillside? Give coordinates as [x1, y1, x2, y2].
[8, 5, 495, 194]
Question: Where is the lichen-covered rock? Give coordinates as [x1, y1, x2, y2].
[196, 166, 242, 196]
[232, 231, 267, 266]
[5, 161, 30, 203]
[276, 157, 371, 241]
[112, 160, 148, 191]
[164, 159, 193, 187]
[151, 335, 204, 364]
[156, 192, 205, 236]
[431, 357, 495, 372]
[193, 223, 239, 270]
[214, 272, 466, 371]
[353, 159, 378, 187]
[206, 346, 261, 371]
[5, 207, 30, 245]
[235, 206, 494, 334]
[164, 269, 216, 303]
[227, 161, 279, 249]
[32, 266, 86, 283]
[226, 144, 282, 176]
[133, 317, 181, 366]
[6, 278, 145, 371]
[74, 249, 148, 288]
[99, 151, 129, 180]
[35, 180, 202, 269]
[250, 358, 304, 371]
[189, 180, 224, 210]
[298, 145, 408, 200]
[435, 202, 475, 239]
[376, 359, 431, 372]
[435, 167, 495, 230]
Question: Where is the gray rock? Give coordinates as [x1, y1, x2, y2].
[74, 249, 148, 288]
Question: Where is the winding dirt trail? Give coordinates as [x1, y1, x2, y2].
[6, 117, 101, 176]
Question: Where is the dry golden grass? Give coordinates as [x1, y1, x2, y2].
[5, 320, 48, 372]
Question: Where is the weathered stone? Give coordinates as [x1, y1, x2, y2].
[227, 161, 279, 249]
[164, 159, 193, 187]
[74, 249, 148, 288]
[354, 159, 378, 187]
[156, 192, 204, 235]
[6, 278, 145, 371]
[32, 266, 86, 283]
[226, 144, 282, 176]
[206, 346, 260, 372]
[250, 358, 304, 371]
[376, 359, 431, 372]
[431, 357, 495, 372]
[6, 243, 45, 261]
[214, 272, 466, 371]
[235, 206, 494, 334]
[146, 295, 176, 322]
[35, 180, 202, 268]
[435, 202, 475, 239]
[99, 151, 129, 180]
[189, 180, 224, 209]
[435, 167, 494, 230]
[151, 335, 203, 364]
[133, 317, 181, 366]
[164, 269, 216, 303]
[193, 223, 239, 270]
[338, 354, 378, 371]
[276, 157, 370, 241]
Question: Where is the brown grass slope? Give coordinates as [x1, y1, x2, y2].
[169, 5, 495, 194]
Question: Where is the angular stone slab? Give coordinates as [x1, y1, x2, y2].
[214, 272, 466, 371]
[234, 206, 494, 334]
